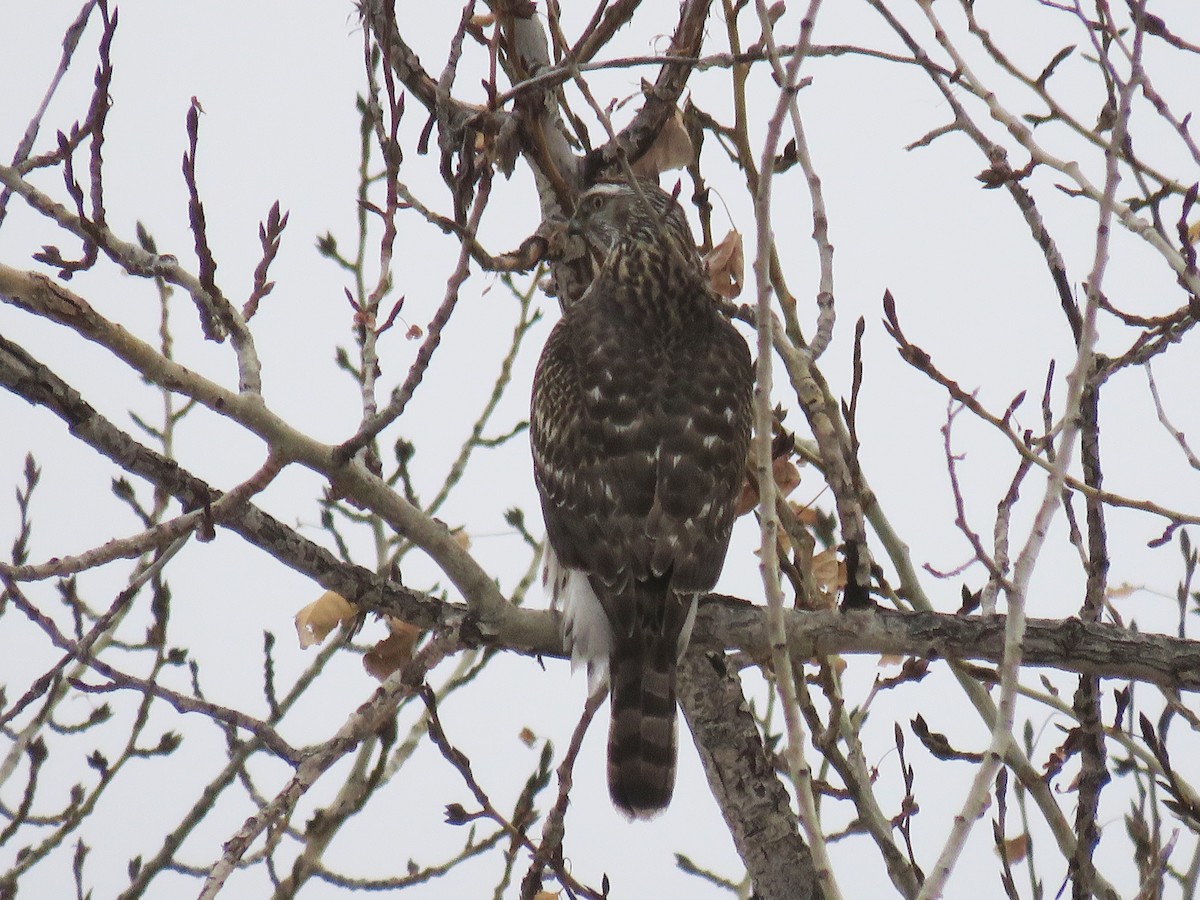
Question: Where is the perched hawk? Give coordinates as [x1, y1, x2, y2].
[531, 181, 753, 819]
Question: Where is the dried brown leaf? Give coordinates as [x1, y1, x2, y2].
[363, 618, 422, 680]
[734, 456, 801, 517]
[294, 591, 355, 648]
[1000, 833, 1029, 862]
[773, 457, 801, 496]
[630, 107, 694, 177]
[810, 547, 844, 593]
[789, 500, 820, 526]
[704, 229, 744, 298]
[734, 474, 758, 516]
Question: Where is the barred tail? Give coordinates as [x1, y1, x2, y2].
[607, 644, 678, 819]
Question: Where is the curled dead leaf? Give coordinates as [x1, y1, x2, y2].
[294, 591, 355, 648]
[735, 457, 801, 516]
[704, 230, 744, 299]
[809, 546, 845, 610]
[999, 833, 1029, 862]
[810, 547, 844, 592]
[630, 107, 694, 177]
[774, 457, 801, 497]
[735, 473, 758, 516]
[789, 500, 820, 526]
[363, 618, 422, 680]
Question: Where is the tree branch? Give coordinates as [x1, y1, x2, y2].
[679, 647, 822, 900]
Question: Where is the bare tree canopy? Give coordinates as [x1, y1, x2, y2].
[2, 2, 1200, 898]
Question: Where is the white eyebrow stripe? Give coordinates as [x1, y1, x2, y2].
[584, 183, 626, 199]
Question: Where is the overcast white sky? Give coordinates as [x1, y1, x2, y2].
[3, 2, 1200, 898]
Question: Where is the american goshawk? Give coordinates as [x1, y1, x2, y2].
[530, 180, 753, 819]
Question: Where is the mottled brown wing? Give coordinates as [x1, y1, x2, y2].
[531, 299, 752, 595]
[640, 312, 753, 593]
[530, 312, 642, 584]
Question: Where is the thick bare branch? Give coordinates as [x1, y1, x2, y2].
[679, 647, 822, 900]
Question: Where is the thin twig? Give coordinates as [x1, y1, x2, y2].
[751, 4, 842, 898]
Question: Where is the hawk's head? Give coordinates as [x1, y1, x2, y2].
[569, 181, 694, 261]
